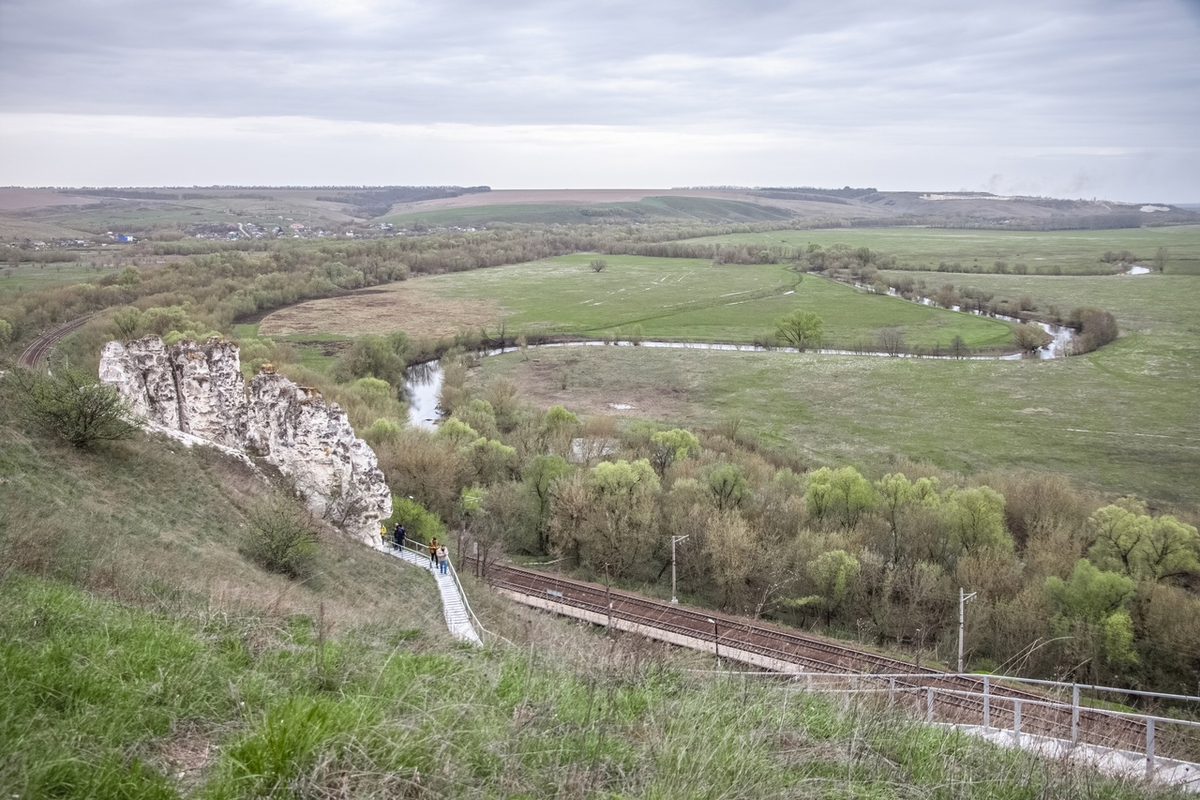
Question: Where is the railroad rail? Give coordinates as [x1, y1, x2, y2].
[16, 315, 94, 368]
[468, 558, 1189, 759]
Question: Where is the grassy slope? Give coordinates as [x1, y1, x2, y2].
[0, 413, 1184, 798]
[380, 196, 797, 227]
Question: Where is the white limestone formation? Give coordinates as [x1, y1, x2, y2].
[100, 336, 392, 545]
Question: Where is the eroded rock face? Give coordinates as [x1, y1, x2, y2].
[100, 337, 391, 545]
[245, 371, 392, 543]
[99, 337, 181, 428]
[169, 337, 247, 447]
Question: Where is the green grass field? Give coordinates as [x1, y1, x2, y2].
[477, 336, 1199, 505]
[0, 257, 122, 290]
[467, 267, 1199, 506]
[405, 253, 1014, 349]
[681, 224, 1200, 275]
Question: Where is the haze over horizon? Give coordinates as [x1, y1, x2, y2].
[1, 0, 1198, 204]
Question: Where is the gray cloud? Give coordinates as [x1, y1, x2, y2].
[1, 0, 1197, 197]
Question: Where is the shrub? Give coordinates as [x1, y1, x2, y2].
[243, 497, 320, 580]
[8, 367, 139, 448]
[384, 495, 445, 545]
[1012, 323, 1051, 353]
[1071, 307, 1118, 353]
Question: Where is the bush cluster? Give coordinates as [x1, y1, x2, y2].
[242, 497, 320, 580]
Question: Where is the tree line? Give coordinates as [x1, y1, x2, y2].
[372, 361, 1200, 696]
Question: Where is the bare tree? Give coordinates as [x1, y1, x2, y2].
[877, 326, 905, 356]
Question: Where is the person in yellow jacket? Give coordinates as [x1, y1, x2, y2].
[427, 537, 439, 568]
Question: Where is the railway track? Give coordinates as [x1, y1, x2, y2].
[16, 315, 94, 369]
[470, 558, 1166, 756]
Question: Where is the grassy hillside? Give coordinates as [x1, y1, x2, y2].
[380, 196, 800, 227]
[0, 389, 1186, 798]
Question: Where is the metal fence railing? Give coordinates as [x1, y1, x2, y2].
[695, 669, 1200, 780]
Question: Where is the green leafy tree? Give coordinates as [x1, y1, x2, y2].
[1046, 559, 1138, 679]
[773, 310, 824, 351]
[941, 486, 1010, 554]
[578, 459, 661, 577]
[453, 398, 499, 440]
[650, 428, 700, 475]
[10, 367, 139, 448]
[435, 417, 479, 447]
[362, 417, 403, 447]
[385, 494, 446, 545]
[0, 318, 11, 346]
[1088, 500, 1200, 583]
[875, 473, 939, 566]
[802, 549, 861, 624]
[805, 466, 875, 530]
[111, 307, 141, 339]
[538, 405, 579, 456]
[705, 463, 751, 511]
[333, 334, 408, 387]
[468, 437, 519, 485]
[523, 455, 573, 554]
[349, 376, 394, 404]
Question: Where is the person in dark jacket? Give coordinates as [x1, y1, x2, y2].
[393, 523, 406, 550]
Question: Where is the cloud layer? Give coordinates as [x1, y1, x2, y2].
[2, 0, 1198, 199]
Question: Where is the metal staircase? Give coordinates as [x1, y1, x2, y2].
[388, 544, 482, 645]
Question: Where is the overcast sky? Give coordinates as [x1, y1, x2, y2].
[1, 0, 1198, 201]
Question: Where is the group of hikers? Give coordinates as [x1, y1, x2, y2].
[381, 522, 448, 575]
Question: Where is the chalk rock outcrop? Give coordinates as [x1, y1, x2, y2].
[100, 336, 391, 545]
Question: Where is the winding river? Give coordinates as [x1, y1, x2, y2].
[406, 271, 1099, 428]
[405, 326, 1073, 429]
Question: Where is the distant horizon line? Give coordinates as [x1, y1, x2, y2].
[1, 185, 1195, 206]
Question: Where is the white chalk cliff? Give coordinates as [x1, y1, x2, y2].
[100, 336, 392, 546]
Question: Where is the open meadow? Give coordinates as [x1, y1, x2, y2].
[260, 253, 1014, 350]
[256, 242, 1198, 507]
[681, 224, 1200, 275]
[475, 333, 1199, 504]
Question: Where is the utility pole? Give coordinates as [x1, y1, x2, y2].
[708, 618, 719, 664]
[958, 587, 978, 673]
[670, 535, 689, 604]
